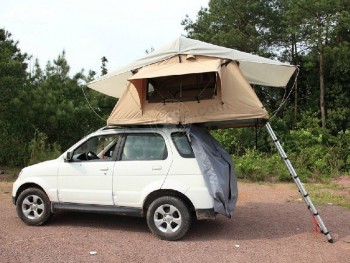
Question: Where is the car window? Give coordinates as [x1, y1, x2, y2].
[171, 132, 195, 158]
[121, 133, 167, 161]
[73, 134, 120, 161]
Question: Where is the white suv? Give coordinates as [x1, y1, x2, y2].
[12, 126, 215, 240]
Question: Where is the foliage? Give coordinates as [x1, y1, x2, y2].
[233, 150, 289, 182]
[0, 29, 115, 166]
[101, 56, 108, 76]
[28, 130, 61, 165]
[216, 114, 350, 182]
[182, 0, 279, 54]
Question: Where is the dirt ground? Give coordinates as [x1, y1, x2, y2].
[0, 179, 349, 263]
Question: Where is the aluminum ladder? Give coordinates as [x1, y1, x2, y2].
[265, 122, 333, 243]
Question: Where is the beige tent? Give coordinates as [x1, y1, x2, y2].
[88, 37, 297, 128]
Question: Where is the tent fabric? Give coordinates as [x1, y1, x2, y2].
[188, 124, 238, 218]
[106, 56, 269, 127]
[129, 55, 221, 80]
[88, 37, 296, 98]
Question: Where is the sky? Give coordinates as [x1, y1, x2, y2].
[1, 0, 209, 76]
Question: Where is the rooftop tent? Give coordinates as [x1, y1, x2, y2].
[88, 37, 296, 97]
[107, 55, 269, 128]
[87, 37, 296, 128]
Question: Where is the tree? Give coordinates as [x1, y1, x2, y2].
[323, 3, 350, 133]
[182, 0, 280, 54]
[0, 29, 31, 165]
[28, 51, 114, 151]
[0, 31, 116, 167]
[101, 56, 108, 76]
[0, 29, 29, 114]
[282, 0, 343, 128]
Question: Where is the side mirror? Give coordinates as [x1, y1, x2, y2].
[64, 151, 73, 162]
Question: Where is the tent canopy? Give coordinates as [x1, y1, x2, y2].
[106, 55, 269, 128]
[88, 37, 296, 98]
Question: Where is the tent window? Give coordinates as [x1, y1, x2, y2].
[147, 72, 217, 103]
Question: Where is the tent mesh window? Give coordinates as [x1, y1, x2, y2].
[147, 72, 217, 103]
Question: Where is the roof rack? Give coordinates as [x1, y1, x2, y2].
[97, 124, 190, 132]
[97, 125, 127, 131]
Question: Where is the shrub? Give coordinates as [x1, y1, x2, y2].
[233, 150, 289, 182]
[28, 130, 61, 165]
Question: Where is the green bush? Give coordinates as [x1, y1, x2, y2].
[0, 124, 29, 166]
[232, 150, 289, 181]
[282, 115, 349, 181]
[28, 130, 61, 165]
[218, 113, 350, 183]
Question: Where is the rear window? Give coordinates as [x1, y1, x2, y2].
[171, 132, 195, 158]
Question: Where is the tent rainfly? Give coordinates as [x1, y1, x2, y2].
[88, 37, 297, 128]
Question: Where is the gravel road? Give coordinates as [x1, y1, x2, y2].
[0, 181, 349, 263]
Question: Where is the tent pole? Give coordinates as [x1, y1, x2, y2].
[265, 122, 333, 243]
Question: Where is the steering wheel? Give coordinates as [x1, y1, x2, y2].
[86, 151, 99, 160]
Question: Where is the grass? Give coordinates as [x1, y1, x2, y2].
[0, 181, 12, 194]
[305, 182, 350, 209]
[0, 166, 21, 182]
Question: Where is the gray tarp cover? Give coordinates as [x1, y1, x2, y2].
[188, 124, 238, 218]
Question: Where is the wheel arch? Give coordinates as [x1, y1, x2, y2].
[143, 189, 196, 218]
[14, 183, 47, 204]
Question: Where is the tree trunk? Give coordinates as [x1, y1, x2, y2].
[292, 35, 298, 125]
[318, 16, 326, 129]
[319, 49, 326, 129]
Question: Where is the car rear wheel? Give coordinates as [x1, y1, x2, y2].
[146, 196, 192, 241]
[16, 188, 52, 226]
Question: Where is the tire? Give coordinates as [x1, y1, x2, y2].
[146, 196, 192, 241]
[16, 188, 52, 226]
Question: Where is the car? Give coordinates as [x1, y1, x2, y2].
[12, 125, 215, 241]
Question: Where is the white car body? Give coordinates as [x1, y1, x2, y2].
[13, 126, 215, 222]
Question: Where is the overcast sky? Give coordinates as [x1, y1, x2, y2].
[1, 0, 209, 76]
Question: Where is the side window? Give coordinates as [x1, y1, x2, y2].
[171, 132, 195, 158]
[121, 133, 167, 161]
[73, 134, 120, 161]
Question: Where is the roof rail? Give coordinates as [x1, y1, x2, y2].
[97, 125, 126, 131]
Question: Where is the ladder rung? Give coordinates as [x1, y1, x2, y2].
[265, 122, 333, 243]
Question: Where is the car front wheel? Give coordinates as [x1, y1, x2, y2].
[16, 188, 52, 226]
[146, 196, 192, 241]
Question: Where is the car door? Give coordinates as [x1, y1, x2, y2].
[113, 132, 172, 207]
[57, 133, 121, 205]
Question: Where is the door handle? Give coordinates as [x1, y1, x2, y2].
[100, 167, 109, 171]
[152, 165, 162, 170]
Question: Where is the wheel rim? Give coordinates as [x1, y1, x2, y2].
[154, 204, 182, 233]
[22, 195, 45, 220]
